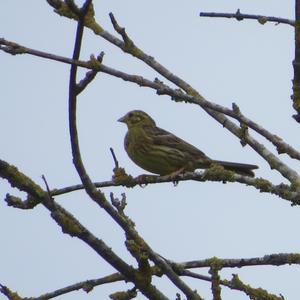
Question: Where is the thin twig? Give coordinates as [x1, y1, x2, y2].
[109, 12, 133, 48]
[110, 147, 119, 169]
[41, 174, 53, 200]
[34, 273, 124, 300]
[200, 10, 295, 26]
[76, 52, 104, 93]
[76, 69, 97, 93]
[181, 270, 212, 282]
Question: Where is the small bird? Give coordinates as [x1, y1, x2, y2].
[118, 110, 258, 177]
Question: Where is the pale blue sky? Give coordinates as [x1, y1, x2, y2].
[1, 1, 299, 299]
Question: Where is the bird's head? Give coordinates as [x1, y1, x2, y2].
[118, 110, 156, 129]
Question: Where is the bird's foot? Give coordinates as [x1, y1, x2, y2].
[135, 174, 152, 187]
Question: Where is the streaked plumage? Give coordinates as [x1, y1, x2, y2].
[118, 110, 258, 177]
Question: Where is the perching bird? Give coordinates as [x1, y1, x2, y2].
[118, 110, 258, 177]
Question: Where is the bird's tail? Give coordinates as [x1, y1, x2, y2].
[213, 160, 258, 177]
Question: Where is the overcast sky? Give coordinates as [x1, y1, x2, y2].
[1, 1, 299, 299]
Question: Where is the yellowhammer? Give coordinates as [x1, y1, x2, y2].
[118, 110, 258, 177]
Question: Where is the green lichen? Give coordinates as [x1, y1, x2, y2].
[83, 4, 104, 34]
[87, 55, 102, 69]
[0, 159, 45, 199]
[82, 281, 94, 293]
[290, 180, 300, 191]
[207, 257, 225, 270]
[228, 274, 282, 300]
[51, 210, 85, 237]
[293, 99, 300, 111]
[53, 2, 103, 33]
[286, 253, 300, 264]
[109, 289, 137, 300]
[87, 20, 104, 34]
[112, 167, 136, 188]
[239, 123, 249, 146]
[125, 239, 152, 287]
[125, 239, 147, 259]
[204, 165, 235, 182]
[185, 87, 199, 97]
[127, 45, 144, 58]
[54, 3, 79, 20]
[133, 269, 152, 289]
[254, 178, 273, 193]
[7, 292, 22, 300]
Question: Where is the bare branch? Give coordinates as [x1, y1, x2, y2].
[180, 253, 300, 269]
[2, 161, 297, 207]
[292, 1, 300, 122]
[34, 251, 300, 299]
[76, 53, 103, 93]
[53, 160, 299, 204]
[34, 273, 124, 300]
[109, 12, 134, 50]
[222, 274, 284, 300]
[182, 271, 284, 299]
[200, 9, 295, 26]
[50, 172, 300, 205]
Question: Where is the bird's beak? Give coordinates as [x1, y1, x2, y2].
[118, 114, 127, 123]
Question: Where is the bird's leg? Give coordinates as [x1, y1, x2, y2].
[160, 166, 186, 185]
[169, 166, 186, 179]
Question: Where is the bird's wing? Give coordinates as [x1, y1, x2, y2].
[150, 126, 208, 159]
